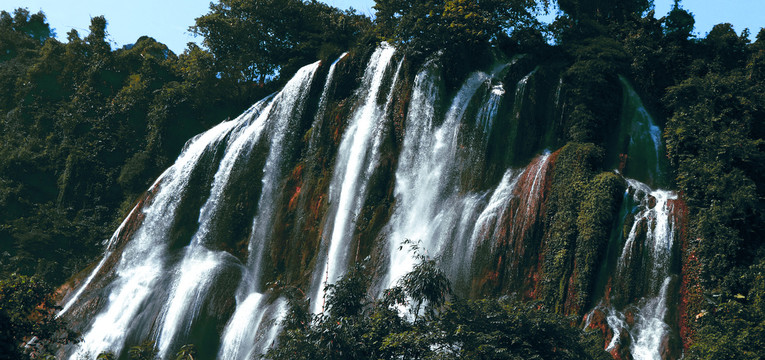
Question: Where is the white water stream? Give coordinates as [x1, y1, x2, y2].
[311, 43, 398, 314]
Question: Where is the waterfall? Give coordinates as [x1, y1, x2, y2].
[65, 60, 319, 359]
[71, 118, 241, 359]
[470, 152, 550, 252]
[616, 76, 665, 186]
[513, 70, 534, 121]
[590, 179, 678, 360]
[384, 69, 487, 290]
[152, 96, 275, 358]
[475, 82, 504, 138]
[218, 295, 287, 360]
[213, 61, 320, 360]
[469, 170, 519, 250]
[383, 60, 519, 291]
[57, 202, 141, 318]
[59, 46, 683, 360]
[308, 52, 348, 150]
[241, 60, 321, 292]
[310, 43, 398, 314]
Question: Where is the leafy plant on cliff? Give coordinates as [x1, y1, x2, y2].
[664, 70, 763, 295]
[0, 274, 78, 359]
[573, 172, 627, 311]
[539, 142, 603, 313]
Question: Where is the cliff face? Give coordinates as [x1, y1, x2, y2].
[57, 44, 685, 360]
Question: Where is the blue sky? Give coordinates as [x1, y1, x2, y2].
[2, 0, 763, 54]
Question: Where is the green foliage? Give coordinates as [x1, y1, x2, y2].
[703, 23, 750, 72]
[128, 340, 158, 360]
[660, 15, 765, 357]
[436, 298, 606, 359]
[0, 8, 52, 47]
[561, 36, 626, 144]
[192, 0, 371, 84]
[0, 274, 78, 359]
[373, 0, 546, 89]
[609, 8, 688, 112]
[324, 262, 371, 318]
[688, 262, 765, 359]
[573, 172, 626, 310]
[174, 344, 197, 360]
[96, 352, 116, 360]
[557, 0, 651, 23]
[0, 10, 267, 286]
[267, 255, 607, 360]
[664, 1, 694, 40]
[267, 263, 374, 360]
[398, 241, 452, 319]
[540, 142, 604, 313]
[664, 72, 764, 291]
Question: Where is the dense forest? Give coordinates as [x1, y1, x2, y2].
[0, 0, 763, 359]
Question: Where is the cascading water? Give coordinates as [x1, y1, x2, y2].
[585, 179, 679, 360]
[65, 60, 319, 359]
[382, 59, 525, 293]
[57, 202, 141, 318]
[476, 82, 505, 139]
[153, 96, 275, 358]
[218, 296, 287, 360]
[241, 61, 321, 291]
[310, 43, 398, 314]
[614, 76, 666, 187]
[71, 118, 242, 359]
[383, 66, 494, 290]
[470, 152, 550, 253]
[215, 61, 320, 360]
[513, 70, 534, 121]
[577, 75, 678, 360]
[308, 52, 348, 149]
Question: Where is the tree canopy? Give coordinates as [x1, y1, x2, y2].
[191, 0, 371, 84]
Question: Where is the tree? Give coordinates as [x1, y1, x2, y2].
[0, 8, 52, 46]
[192, 0, 370, 84]
[664, 72, 763, 292]
[0, 9, 52, 112]
[704, 23, 750, 72]
[192, 0, 304, 83]
[436, 299, 607, 359]
[85, 16, 110, 56]
[1, 8, 259, 290]
[557, 0, 652, 23]
[397, 241, 451, 320]
[664, 0, 694, 40]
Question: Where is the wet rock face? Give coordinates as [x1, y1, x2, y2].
[647, 195, 657, 209]
[469, 153, 553, 298]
